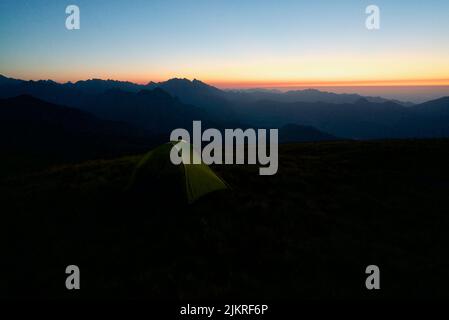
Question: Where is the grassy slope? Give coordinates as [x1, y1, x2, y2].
[2, 140, 449, 299]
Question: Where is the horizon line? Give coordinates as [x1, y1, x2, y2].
[2, 73, 449, 89]
[211, 79, 449, 89]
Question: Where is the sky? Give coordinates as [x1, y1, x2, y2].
[1, 0, 449, 100]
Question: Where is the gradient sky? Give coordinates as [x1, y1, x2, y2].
[1, 0, 449, 92]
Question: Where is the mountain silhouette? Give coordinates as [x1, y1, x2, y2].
[67, 78, 144, 94]
[0, 94, 136, 133]
[226, 87, 413, 106]
[0, 95, 161, 172]
[232, 97, 449, 139]
[1, 74, 449, 139]
[411, 96, 449, 116]
[0, 74, 23, 86]
[146, 78, 236, 119]
[75, 87, 210, 134]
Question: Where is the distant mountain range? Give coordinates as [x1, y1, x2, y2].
[0, 94, 338, 174]
[235, 96, 449, 139]
[226, 88, 414, 106]
[1, 74, 449, 142]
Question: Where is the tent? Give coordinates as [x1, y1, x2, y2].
[127, 141, 228, 204]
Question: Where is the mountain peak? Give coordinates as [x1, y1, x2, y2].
[192, 78, 205, 84]
[166, 77, 192, 83]
[0, 74, 24, 86]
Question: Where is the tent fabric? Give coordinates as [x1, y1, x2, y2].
[128, 141, 228, 204]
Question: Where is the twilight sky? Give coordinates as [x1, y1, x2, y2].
[1, 0, 449, 97]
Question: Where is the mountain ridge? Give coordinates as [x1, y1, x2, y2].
[1, 74, 449, 139]
[0, 74, 418, 106]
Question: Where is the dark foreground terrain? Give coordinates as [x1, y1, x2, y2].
[2, 139, 449, 299]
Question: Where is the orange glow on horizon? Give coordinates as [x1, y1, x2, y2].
[209, 79, 449, 89]
[27, 76, 449, 89]
[5, 72, 449, 90]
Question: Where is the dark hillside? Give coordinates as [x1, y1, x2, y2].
[2, 140, 449, 299]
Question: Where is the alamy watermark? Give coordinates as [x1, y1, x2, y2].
[169, 121, 278, 176]
[65, 5, 80, 30]
[365, 265, 380, 290]
[365, 5, 380, 30]
[65, 265, 80, 290]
